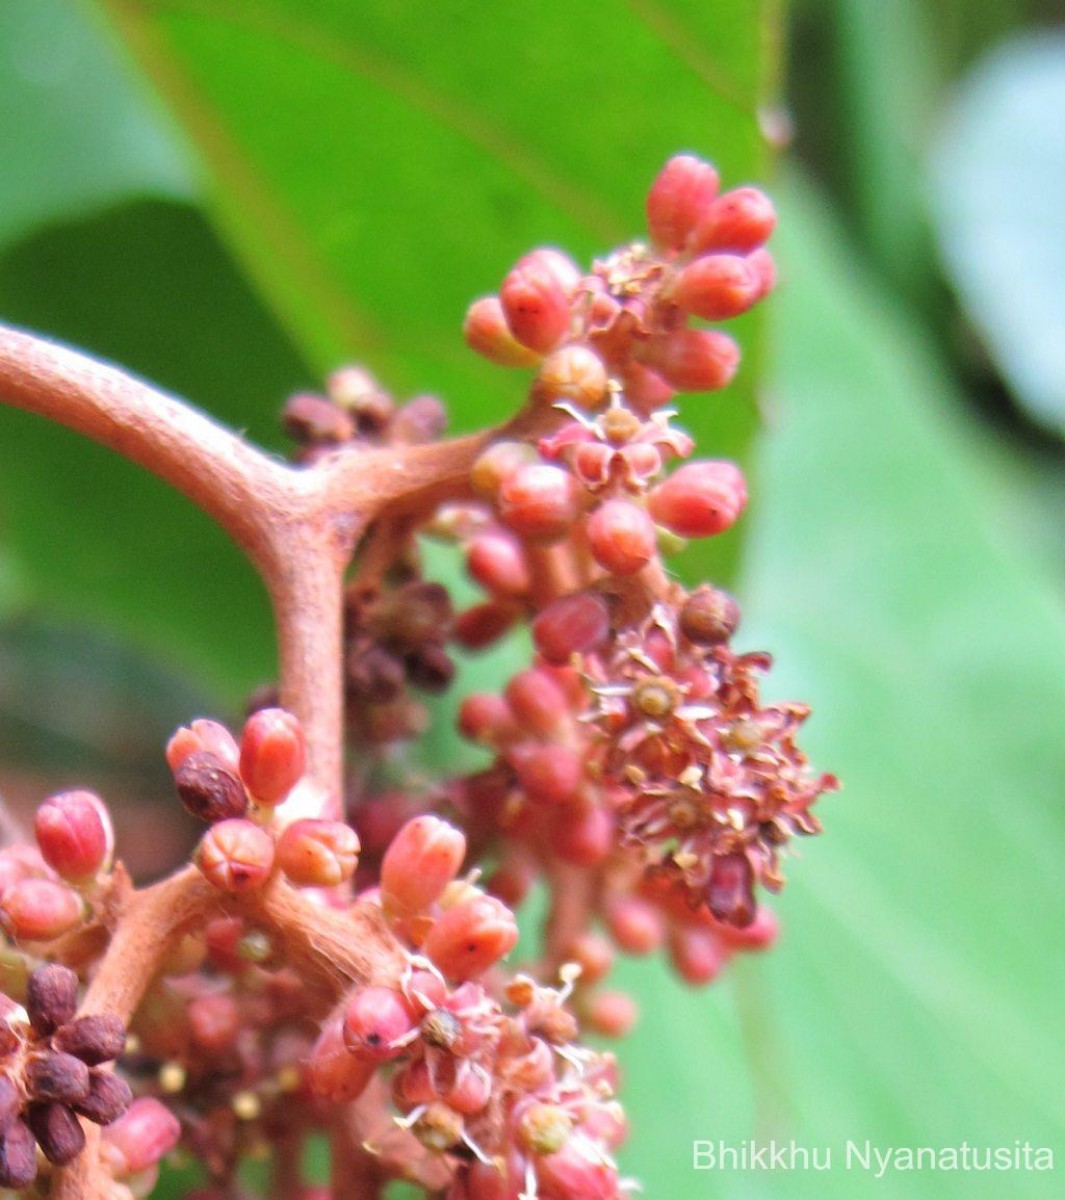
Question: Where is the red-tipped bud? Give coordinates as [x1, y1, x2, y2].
[0, 878, 84, 942]
[716, 904, 779, 950]
[471, 441, 537, 499]
[669, 926, 727, 985]
[500, 255, 572, 354]
[342, 987, 416, 1062]
[453, 601, 521, 650]
[604, 895, 665, 955]
[307, 1019, 376, 1102]
[102, 1097, 181, 1175]
[457, 693, 514, 745]
[705, 852, 756, 927]
[73, 1070, 133, 1126]
[586, 991, 639, 1038]
[645, 328, 740, 392]
[497, 463, 580, 541]
[424, 895, 519, 980]
[188, 994, 241, 1053]
[525, 247, 582, 295]
[174, 751, 247, 823]
[276, 819, 360, 887]
[446, 1062, 494, 1114]
[536, 345, 609, 410]
[747, 247, 777, 299]
[53, 1014, 127, 1065]
[537, 1141, 621, 1199]
[586, 499, 657, 576]
[550, 804, 613, 866]
[563, 932, 614, 985]
[689, 186, 776, 254]
[672, 253, 760, 320]
[166, 718, 240, 774]
[239, 708, 306, 806]
[463, 296, 543, 367]
[194, 820, 275, 893]
[646, 154, 720, 251]
[679, 585, 741, 645]
[35, 790, 112, 883]
[26, 963, 79, 1036]
[466, 531, 531, 597]
[622, 362, 675, 412]
[0, 1118, 37, 1189]
[648, 460, 747, 538]
[532, 592, 612, 664]
[380, 816, 467, 916]
[512, 744, 584, 807]
[27, 1102, 85, 1165]
[504, 669, 569, 736]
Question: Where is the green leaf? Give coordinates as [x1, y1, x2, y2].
[0, 200, 315, 697]
[0, 0, 194, 250]
[92, 0, 780, 584]
[930, 33, 1065, 434]
[675, 172, 1063, 1198]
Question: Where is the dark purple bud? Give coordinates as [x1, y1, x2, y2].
[706, 853, 756, 928]
[53, 1014, 127, 1065]
[26, 963, 78, 1036]
[27, 1051, 91, 1104]
[74, 1070, 133, 1125]
[0, 1118, 37, 1189]
[28, 1101, 86, 1165]
[174, 751, 248, 823]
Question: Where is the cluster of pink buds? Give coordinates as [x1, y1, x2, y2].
[308, 815, 628, 1199]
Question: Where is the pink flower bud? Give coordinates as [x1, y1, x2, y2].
[466, 531, 531, 597]
[747, 246, 777, 299]
[525, 247, 582, 295]
[669, 926, 726, 985]
[463, 296, 543, 367]
[672, 253, 760, 320]
[424, 895, 519, 980]
[470, 440, 536, 499]
[453, 601, 521, 650]
[497, 463, 580, 541]
[239, 708, 306, 806]
[586, 991, 639, 1038]
[714, 903, 778, 950]
[535, 345, 609, 410]
[307, 1019, 376, 1101]
[537, 1140, 620, 1200]
[194, 820, 275, 894]
[446, 1063, 494, 1115]
[0, 878, 84, 942]
[564, 932, 614, 985]
[646, 154, 720, 251]
[689, 185, 777, 254]
[646, 328, 740, 392]
[380, 816, 467, 915]
[586, 499, 657, 576]
[512, 744, 583, 806]
[188, 993, 241, 1052]
[35, 790, 112, 883]
[342, 986, 416, 1062]
[550, 804, 613, 866]
[648, 460, 747, 539]
[604, 895, 665, 955]
[457, 693, 515, 745]
[103, 1097, 181, 1175]
[504, 669, 569, 736]
[500, 255, 572, 354]
[532, 592, 612, 665]
[166, 718, 240, 774]
[622, 362, 675, 412]
[277, 819, 360, 887]
[282, 391, 356, 445]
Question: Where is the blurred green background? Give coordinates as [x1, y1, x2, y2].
[0, 1, 1063, 1197]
